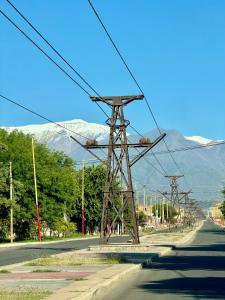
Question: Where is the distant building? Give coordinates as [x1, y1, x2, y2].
[209, 203, 224, 226]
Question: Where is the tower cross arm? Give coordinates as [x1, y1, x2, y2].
[130, 132, 166, 167]
[158, 191, 171, 201]
[70, 135, 107, 166]
[90, 95, 144, 106]
[178, 190, 192, 202]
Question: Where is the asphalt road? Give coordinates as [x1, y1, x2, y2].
[0, 236, 128, 267]
[106, 220, 225, 300]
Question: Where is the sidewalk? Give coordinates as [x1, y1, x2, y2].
[0, 221, 204, 300]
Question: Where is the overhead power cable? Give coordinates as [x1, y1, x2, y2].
[1, 93, 223, 166]
[0, 10, 91, 97]
[0, 94, 88, 140]
[2, 3, 168, 177]
[3, 2, 201, 184]
[2, 91, 220, 203]
[0, 8, 109, 119]
[87, 0, 188, 182]
[6, 0, 100, 97]
[4, 0, 109, 119]
[128, 125, 168, 176]
[148, 140, 225, 155]
[87, 0, 160, 130]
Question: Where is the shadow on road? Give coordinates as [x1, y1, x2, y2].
[200, 228, 225, 235]
[173, 243, 225, 252]
[139, 241, 225, 298]
[139, 277, 225, 299]
[144, 253, 225, 271]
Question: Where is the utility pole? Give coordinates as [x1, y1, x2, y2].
[81, 160, 85, 238]
[71, 95, 166, 244]
[9, 161, 13, 243]
[136, 189, 140, 226]
[149, 195, 152, 224]
[159, 175, 184, 224]
[166, 201, 169, 221]
[179, 191, 192, 226]
[155, 195, 159, 226]
[143, 185, 146, 212]
[164, 176, 183, 209]
[32, 138, 41, 241]
[161, 198, 164, 224]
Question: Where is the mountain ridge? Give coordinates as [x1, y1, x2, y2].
[2, 119, 224, 208]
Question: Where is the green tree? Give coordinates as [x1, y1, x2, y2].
[52, 220, 77, 237]
[0, 129, 79, 240]
[71, 165, 105, 233]
[71, 164, 122, 234]
[220, 188, 225, 218]
[220, 202, 225, 218]
[0, 128, 122, 240]
[152, 204, 178, 223]
[137, 211, 148, 226]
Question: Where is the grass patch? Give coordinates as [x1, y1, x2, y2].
[142, 228, 155, 234]
[0, 269, 11, 273]
[25, 256, 125, 266]
[73, 277, 87, 281]
[0, 291, 51, 300]
[31, 269, 60, 273]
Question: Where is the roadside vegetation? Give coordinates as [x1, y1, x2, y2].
[220, 188, 225, 218]
[0, 269, 11, 273]
[137, 204, 178, 228]
[25, 256, 125, 266]
[0, 291, 51, 300]
[0, 129, 120, 242]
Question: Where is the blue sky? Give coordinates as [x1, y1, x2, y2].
[1, 0, 225, 140]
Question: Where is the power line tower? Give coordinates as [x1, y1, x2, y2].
[164, 175, 184, 209]
[179, 191, 192, 226]
[72, 95, 165, 244]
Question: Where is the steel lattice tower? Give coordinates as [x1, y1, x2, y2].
[164, 175, 184, 209]
[179, 191, 192, 225]
[76, 95, 166, 244]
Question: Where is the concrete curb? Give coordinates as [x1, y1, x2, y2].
[46, 222, 204, 300]
[0, 234, 129, 249]
[1, 222, 204, 299]
[46, 264, 141, 300]
[173, 221, 204, 246]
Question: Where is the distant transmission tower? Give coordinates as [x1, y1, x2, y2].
[179, 191, 192, 225]
[72, 95, 166, 244]
[164, 175, 184, 209]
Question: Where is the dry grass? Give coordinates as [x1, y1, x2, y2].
[25, 256, 125, 266]
[0, 291, 51, 300]
[31, 269, 60, 273]
[0, 270, 10, 274]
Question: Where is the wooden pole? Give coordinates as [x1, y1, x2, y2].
[137, 190, 139, 225]
[32, 138, 41, 241]
[81, 160, 85, 238]
[9, 161, 13, 243]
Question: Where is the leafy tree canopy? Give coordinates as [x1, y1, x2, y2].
[0, 129, 109, 240]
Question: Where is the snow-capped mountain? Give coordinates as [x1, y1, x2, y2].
[2, 119, 109, 141]
[1, 119, 225, 207]
[2, 119, 109, 156]
[185, 136, 213, 145]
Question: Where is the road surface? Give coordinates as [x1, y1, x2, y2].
[106, 220, 225, 300]
[0, 236, 128, 267]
